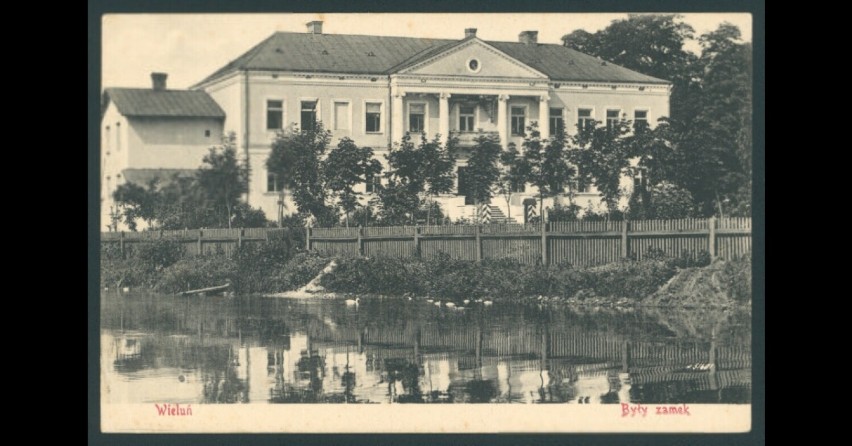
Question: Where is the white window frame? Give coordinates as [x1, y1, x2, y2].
[605, 107, 622, 130]
[407, 101, 429, 135]
[299, 97, 321, 131]
[510, 104, 528, 136]
[363, 99, 385, 134]
[331, 99, 352, 132]
[577, 106, 594, 133]
[548, 107, 565, 135]
[633, 107, 650, 131]
[265, 97, 286, 131]
[458, 103, 478, 133]
[266, 171, 284, 194]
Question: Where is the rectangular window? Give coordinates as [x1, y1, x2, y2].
[634, 110, 649, 132]
[606, 109, 620, 131]
[204, 129, 211, 137]
[459, 106, 475, 132]
[409, 103, 425, 133]
[365, 173, 381, 193]
[510, 181, 526, 193]
[633, 168, 647, 189]
[267, 172, 283, 192]
[301, 100, 317, 131]
[549, 108, 564, 135]
[511, 106, 526, 136]
[267, 100, 283, 130]
[577, 109, 593, 132]
[333, 102, 350, 130]
[365, 102, 382, 133]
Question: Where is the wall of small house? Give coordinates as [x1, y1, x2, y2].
[204, 74, 244, 141]
[125, 117, 224, 169]
[101, 102, 130, 231]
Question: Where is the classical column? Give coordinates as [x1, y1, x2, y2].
[497, 94, 509, 147]
[392, 92, 405, 143]
[539, 95, 550, 140]
[439, 92, 451, 143]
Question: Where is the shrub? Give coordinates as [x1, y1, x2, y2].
[155, 256, 238, 294]
[134, 238, 184, 272]
[272, 252, 333, 292]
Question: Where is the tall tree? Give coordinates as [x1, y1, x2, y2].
[497, 143, 530, 221]
[267, 122, 338, 226]
[322, 137, 382, 227]
[518, 123, 576, 220]
[197, 132, 250, 229]
[562, 14, 700, 123]
[571, 117, 632, 213]
[464, 133, 503, 221]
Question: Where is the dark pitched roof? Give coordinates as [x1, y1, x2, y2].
[102, 88, 226, 118]
[196, 32, 669, 86]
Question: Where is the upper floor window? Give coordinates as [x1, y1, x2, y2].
[577, 109, 593, 132]
[267, 100, 284, 130]
[459, 106, 475, 132]
[409, 103, 425, 133]
[633, 168, 647, 190]
[301, 100, 317, 131]
[510, 106, 526, 136]
[365, 102, 382, 133]
[510, 180, 526, 193]
[606, 109, 621, 131]
[634, 110, 649, 132]
[549, 108, 564, 136]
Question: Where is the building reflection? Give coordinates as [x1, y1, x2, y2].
[102, 294, 752, 404]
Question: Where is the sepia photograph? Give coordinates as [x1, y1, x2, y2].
[96, 12, 758, 434]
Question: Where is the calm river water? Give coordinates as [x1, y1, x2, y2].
[101, 292, 751, 404]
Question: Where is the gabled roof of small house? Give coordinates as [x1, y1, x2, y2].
[102, 88, 226, 119]
[195, 32, 669, 86]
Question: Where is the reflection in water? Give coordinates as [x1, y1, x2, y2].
[101, 292, 751, 404]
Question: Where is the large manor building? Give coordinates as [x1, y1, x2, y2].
[101, 21, 670, 229]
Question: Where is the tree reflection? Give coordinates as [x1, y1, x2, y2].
[384, 358, 424, 403]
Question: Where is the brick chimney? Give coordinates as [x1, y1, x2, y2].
[518, 30, 538, 45]
[151, 72, 167, 91]
[465, 28, 477, 38]
[307, 20, 323, 34]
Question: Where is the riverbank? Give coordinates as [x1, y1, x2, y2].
[101, 239, 750, 307]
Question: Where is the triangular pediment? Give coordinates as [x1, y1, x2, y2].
[397, 38, 548, 79]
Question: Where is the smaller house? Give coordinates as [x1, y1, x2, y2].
[100, 73, 225, 231]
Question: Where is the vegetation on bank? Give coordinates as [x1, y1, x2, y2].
[101, 238, 750, 306]
[100, 238, 329, 295]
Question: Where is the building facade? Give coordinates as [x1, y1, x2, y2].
[103, 22, 670, 228]
[100, 74, 225, 230]
[194, 22, 670, 223]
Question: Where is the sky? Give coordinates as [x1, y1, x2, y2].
[102, 13, 752, 90]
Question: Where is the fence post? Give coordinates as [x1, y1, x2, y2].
[238, 228, 243, 250]
[197, 230, 203, 256]
[306, 227, 312, 252]
[541, 217, 548, 266]
[621, 220, 630, 259]
[119, 231, 125, 259]
[413, 226, 421, 258]
[708, 216, 716, 259]
[475, 225, 482, 262]
[357, 225, 364, 257]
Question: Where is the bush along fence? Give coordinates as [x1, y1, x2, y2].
[307, 217, 751, 267]
[101, 227, 304, 258]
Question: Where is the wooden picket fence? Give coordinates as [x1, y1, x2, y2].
[308, 217, 751, 267]
[100, 217, 751, 267]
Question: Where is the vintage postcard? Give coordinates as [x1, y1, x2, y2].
[98, 12, 756, 434]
